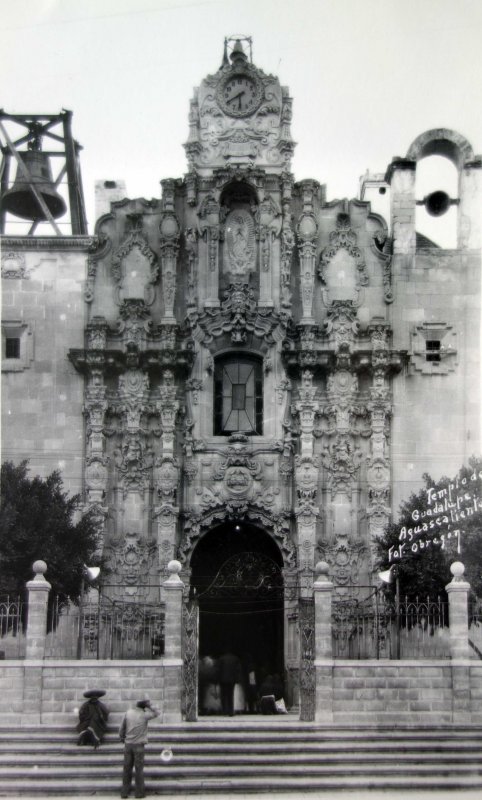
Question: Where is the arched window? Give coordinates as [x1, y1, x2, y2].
[214, 355, 263, 435]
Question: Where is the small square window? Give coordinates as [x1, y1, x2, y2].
[2, 321, 33, 372]
[5, 337, 20, 359]
[426, 340, 441, 362]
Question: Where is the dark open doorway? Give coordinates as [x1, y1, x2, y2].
[190, 522, 284, 713]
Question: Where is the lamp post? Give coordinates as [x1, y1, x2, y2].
[76, 565, 100, 660]
[378, 565, 401, 659]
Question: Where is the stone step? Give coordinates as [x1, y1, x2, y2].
[3, 740, 482, 753]
[0, 763, 481, 778]
[1, 724, 482, 795]
[2, 725, 482, 740]
[1, 752, 482, 767]
[2, 773, 482, 795]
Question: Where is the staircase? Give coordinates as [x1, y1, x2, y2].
[1, 720, 482, 794]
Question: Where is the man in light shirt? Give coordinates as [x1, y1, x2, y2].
[119, 698, 160, 798]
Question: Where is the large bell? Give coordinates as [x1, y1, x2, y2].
[2, 150, 67, 221]
[424, 190, 451, 217]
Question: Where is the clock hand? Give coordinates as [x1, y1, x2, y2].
[227, 89, 245, 105]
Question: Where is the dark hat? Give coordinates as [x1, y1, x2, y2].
[136, 699, 150, 709]
[83, 689, 106, 699]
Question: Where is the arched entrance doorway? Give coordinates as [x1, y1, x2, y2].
[189, 522, 284, 714]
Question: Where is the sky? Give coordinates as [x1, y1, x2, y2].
[1, 0, 482, 237]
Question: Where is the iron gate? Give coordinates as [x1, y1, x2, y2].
[299, 596, 315, 721]
[182, 599, 199, 721]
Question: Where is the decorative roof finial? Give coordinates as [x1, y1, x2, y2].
[221, 38, 229, 68]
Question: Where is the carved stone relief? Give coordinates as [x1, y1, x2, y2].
[180, 504, 296, 568]
[322, 300, 360, 352]
[104, 531, 157, 598]
[318, 213, 368, 304]
[1, 251, 29, 279]
[223, 208, 256, 277]
[111, 223, 158, 306]
[188, 61, 294, 171]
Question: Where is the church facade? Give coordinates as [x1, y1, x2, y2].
[1, 40, 481, 709]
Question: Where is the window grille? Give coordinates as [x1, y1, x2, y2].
[426, 340, 441, 362]
[214, 356, 263, 435]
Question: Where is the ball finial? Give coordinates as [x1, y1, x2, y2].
[314, 561, 330, 581]
[450, 561, 465, 581]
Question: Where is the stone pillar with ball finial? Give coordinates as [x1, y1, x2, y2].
[313, 561, 334, 723]
[446, 561, 472, 724]
[446, 561, 471, 660]
[162, 560, 185, 721]
[26, 560, 51, 660]
[23, 561, 51, 723]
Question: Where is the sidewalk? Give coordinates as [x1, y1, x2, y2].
[4, 792, 482, 799]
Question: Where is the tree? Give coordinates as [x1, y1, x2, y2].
[375, 457, 482, 601]
[0, 460, 102, 599]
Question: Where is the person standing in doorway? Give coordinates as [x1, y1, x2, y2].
[218, 649, 243, 716]
[119, 698, 160, 798]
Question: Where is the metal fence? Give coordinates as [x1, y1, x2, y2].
[45, 592, 165, 660]
[468, 597, 482, 659]
[332, 586, 450, 660]
[0, 596, 26, 659]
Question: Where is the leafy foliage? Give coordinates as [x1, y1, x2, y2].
[375, 457, 482, 601]
[0, 460, 102, 599]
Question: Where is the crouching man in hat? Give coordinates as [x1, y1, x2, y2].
[77, 689, 109, 748]
[119, 698, 160, 798]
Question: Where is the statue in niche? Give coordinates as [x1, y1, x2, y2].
[224, 209, 255, 277]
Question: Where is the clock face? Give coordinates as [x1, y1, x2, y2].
[218, 73, 262, 117]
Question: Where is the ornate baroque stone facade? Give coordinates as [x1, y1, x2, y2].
[2, 40, 481, 623]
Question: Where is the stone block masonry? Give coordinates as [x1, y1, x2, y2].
[1, 659, 482, 726]
[0, 660, 177, 726]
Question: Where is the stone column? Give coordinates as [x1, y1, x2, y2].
[385, 158, 416, 269]
[24, 561, 51, 723]
[159, 179, 180, 324]
[296, 180, 319, 324]
[162, 560, 184, 722]
[446, 561, 471, 659]
[313, 561, 334, 723]
[25, 560, 51, 660]
[446, 561, 472, 724]
[458, 159, 482, 249]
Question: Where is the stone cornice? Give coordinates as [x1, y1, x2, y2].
[0, 235, 97, 251]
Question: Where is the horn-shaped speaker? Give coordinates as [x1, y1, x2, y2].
[424, 190, 451, 217]
[2, 150, 67, 221]
[378, 568, 394, 584]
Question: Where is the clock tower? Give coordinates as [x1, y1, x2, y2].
[184, 37, 295, 174]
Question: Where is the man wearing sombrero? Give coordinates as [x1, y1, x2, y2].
[76, 689, 109, 749]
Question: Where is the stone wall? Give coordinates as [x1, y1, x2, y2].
[1, 244, 89, 495]
[1, 659, 481, 727]
[331, 661, 454, 725]
[325, 659, 482, 726]
[0, 659, 182, 726]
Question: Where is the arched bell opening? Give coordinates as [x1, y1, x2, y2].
[406, 128, 477, 251]
[414, 155, 459, 249]
[189, 521, 285, 715]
